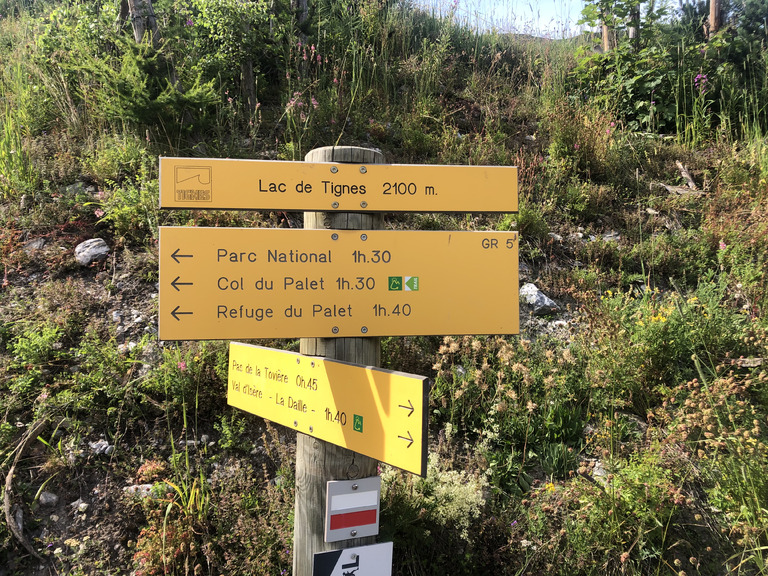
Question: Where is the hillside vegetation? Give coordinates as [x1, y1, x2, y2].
[1, 0, 768, 574]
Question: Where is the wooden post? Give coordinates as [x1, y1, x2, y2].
[293, 146, 385, 576]
[708, 0, 722, 39]
[127, 0, 160, 48]
[628, 6, 640, 52]
[601, 22, 615, 53]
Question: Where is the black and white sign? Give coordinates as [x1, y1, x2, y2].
[313, 542, 393, 576]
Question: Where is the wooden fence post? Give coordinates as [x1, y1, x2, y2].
[293, 146, 385, 576]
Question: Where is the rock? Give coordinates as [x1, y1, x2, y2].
[74, 238, 109, 266]
[123, 484, 154, 498]
[518, 261, 533, 282]
[117, 342, 136, 354]
[519, 283, 560, 316]
[88, 439, 114, 455]
[602, 231, 621, 242]
[592, 459, 607, 478]
[39, 491, 59, 507]
[23, 238, 46, 255]
[548, 232, 563, 242]
[65, 182, 87, 197]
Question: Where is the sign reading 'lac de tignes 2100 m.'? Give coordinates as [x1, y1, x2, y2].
[227, 343, 429, 476]
[158, 227, 519, 340]
[159, 157, 518, 213]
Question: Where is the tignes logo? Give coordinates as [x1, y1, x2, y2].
[175, 166, 213, 202]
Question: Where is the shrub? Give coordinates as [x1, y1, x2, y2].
[575, 277, 752, 416]
[380, 453, 492, 575]
[431, 335, 588, 494]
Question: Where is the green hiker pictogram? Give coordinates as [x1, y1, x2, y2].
[353, 414, 364, 432]
[388, 277, 403, 291]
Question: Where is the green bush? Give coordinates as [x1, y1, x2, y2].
[83, 133, 155, 186]
[99, 178, 160, 245]
[431, 335, 588, 494]
[516, 445, 686, 575]
[576, 277, 752, 416]
[380, 454, 493, 575]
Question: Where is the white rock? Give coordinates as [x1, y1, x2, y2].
[24, 238, 46, 255]
[123, 484, 154, 498]
[74, 238, 109, 266]
[39, 491, 59, 507]
[519, 283, 560, 316]
[88, 439, 113, 455]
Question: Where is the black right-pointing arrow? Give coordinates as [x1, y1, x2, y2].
[171, 276, 194, 292]
[398, 400, 415, 417]
[171, 306, 194, 321]
[398, 431, 414, 448]
[171, 248, 194, 264]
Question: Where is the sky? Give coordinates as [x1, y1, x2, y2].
[414, 0, 588, 38]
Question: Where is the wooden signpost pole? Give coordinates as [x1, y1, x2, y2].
[293, 146, 385, 576]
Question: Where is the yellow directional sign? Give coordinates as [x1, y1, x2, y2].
[227, 343, 429, 476]
[160, 157, 517, 213]
[159, 227, 519, 340]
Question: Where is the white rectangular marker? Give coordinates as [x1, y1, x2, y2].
[324, 477, 381, 543]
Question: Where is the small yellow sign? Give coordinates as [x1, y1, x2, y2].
[159, 227, 519, 340]
[160, 157, 517, 213]
[227, 343, 429, 476]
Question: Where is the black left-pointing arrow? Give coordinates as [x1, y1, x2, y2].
[171, 249, 194, 264]
[171, 306, 193, 321]
[171, 276, 193, 292]
[398, 431, 414, 448]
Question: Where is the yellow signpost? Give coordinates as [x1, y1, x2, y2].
[159, 157, 518, 213]
[159, 227, 519, 340]
[227, 343, 429, 476]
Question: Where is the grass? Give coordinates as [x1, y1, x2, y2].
[0, 0, 767, 575]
